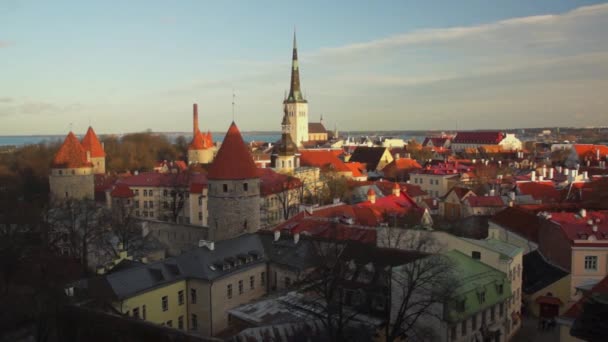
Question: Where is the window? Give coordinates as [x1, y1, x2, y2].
[134, 189, 139, 196]
[497, 284, 504, 294]
[238, 280, 243, 294]
[285, 277, 291, 288]
[499, 303, 504, 317]
[490, 306, 495, 321]
[144, 190, 148, 196]
[149, 190, 153, 196]
[461, 320, 467, 336]
[166, 320, 172, 327]
[133, 307, 140, 319]
[198, 197, 203, 205]
[178, 315, 184, 329]
[58, 170, 63, 175]
[149, 201, 153, 208]
[481, 310, 486, 326]
[135, 201, 139, 208]
[250, 276, 255, 289]
[478, 291, 486, 304]
[223, 184, 228, 192]
[190, 288, 197, 304]
[472, 314, 477, 330]
[144, 201, 148, 209]
[451, 326, 457, 341]
[472, 251, 481, 260]
[163, 190, 168, 197]
[261, 272, 266, 287]
[142, 305, 146, 320]
[178, 290, 184, 305]
[584, 256, 598, 270]
[198, 212, 202, 220]
[243, 183, 248, 191]
[191, 314, 198, 330]
[227, 284, 233, 299]
[162, 296, 168, 311]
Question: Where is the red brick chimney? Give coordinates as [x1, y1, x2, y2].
[193, 103, 199, 136]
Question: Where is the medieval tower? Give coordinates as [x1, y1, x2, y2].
[207, 122, 260, 241]
[283, 32, 309, 146]
[81, 126, 106, 174]
[49, 131, 95, 201]
[188, 103, 215, 164]
[271, 108, 300, 174]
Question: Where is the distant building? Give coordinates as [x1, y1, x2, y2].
[188, 103, 215, 165]
[49, 131, 96, 201]
[451, 131, 522, 152]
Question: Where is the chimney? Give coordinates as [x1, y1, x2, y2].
[508, 191, 516, 201]
[597, 148, 601, 160]
[538, 176, 544, 182]
[392, 183, 400, 197]
[542, 165, 547, 178]
[432, 198, 438, 206]
[548, 168, 554, 179]
[193, 103, 199, 136]
[530, 171, 536, 182]
[101, 141, 105, 151]
[580, 209, 587, 218]
[294, 233, 300, 244]
[367, 187, 376, 204]
[489, 189, 496, 196]
[583, 171, 589, 180]
[274, 230, 281, 241]
[395, 153, 400, 160]
[592, 225, 598, 232]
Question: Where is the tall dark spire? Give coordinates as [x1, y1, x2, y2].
[285, 30, 306, 103]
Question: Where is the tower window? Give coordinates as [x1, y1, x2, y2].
[243, 183, 248, 191]
[223, 184, 228, 192]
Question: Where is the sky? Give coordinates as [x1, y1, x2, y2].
[1, 0, 607, 135]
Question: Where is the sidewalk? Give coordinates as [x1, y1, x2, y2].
[512, 315, 559, 342]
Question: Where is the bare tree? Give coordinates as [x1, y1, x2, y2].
[160, 173, 189, 223]
[47, 199, 110, 273]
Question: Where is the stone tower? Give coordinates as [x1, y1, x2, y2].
[207, 122, 260, 241]
[81, 126, 106, 174]
[283, 31, 308, 146]
[271, 108, 300, 174]
[49, 131, 94, 202]
[188, 103, 215, 164]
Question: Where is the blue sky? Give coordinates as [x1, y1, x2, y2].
[1, 0, 607, 134]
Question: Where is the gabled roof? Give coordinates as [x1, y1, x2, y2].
[81, 126, 105, 158]
[573, 144, 608, 160]
[422, 137, 450, 147]
[299, 150, 350, 172]
[516, 181, 562, 203]
[257, 168, 302, 196]
[110, 184, 135, 198]
[308, 122, 327, 134]
[522, 250, 569, 294]
[207, 122, 258, 180]
[548, 211, 608, 246]
[349, 146, 389, 171]
[453, 131, 504, 144]
[490, 207, 542, 243]
[445, 186, 476, 200]
[52, 132, 92, 169]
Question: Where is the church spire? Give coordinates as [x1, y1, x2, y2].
[286, 30, 306, 103]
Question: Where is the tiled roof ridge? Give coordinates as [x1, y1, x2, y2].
[207, 122, 258, 180]
[81, 126, 106, 158]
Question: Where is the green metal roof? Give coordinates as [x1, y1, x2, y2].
[444, 250, 511, 322]
[462, 237, 522, 259]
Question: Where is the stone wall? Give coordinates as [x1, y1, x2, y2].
[207, 178, 260, 241]
[49, 168, 94, 201]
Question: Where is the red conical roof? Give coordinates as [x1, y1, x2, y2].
[189, 129, 207, 150]
[81, 126, 105, 157]
[52, 132, 92, 169]
[207, 122, 258, 180]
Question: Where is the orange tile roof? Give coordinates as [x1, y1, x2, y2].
[207, 122, 258, 180]
[573, 144, 608, 160]
[188, 129, 213, 150]
[81, 126, 105, 158]
[299, 150, 350, 172]
[51, 132, 92, 169]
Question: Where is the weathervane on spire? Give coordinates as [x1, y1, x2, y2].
[232, 89, 236, 121]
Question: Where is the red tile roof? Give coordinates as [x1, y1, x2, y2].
[256, 168, 302, 196]
[465, 196, 505, 207]
[81, 126, 105, 158]
[189, 129, 213, 150]
[344, 162, 366, 178]
[51, 132, 92, 169]
[110, 184, 135, 198]
[516, 181, 562, 203]
[453, 131, 504, 144]
[573, 144, 608, 160]
[547, 211, 608, 246]
[382, 158, 422, 179]
[299, 150, 351, 172]
[562, 275, 608, 319]
[207, 122, 258, 180]
[118, 171, 207, 189]
[490, 207, 542, 243]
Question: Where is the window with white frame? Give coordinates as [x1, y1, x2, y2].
[584, 256, 598, 271]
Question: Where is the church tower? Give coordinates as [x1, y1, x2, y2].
[207, 122, 260, 241]
[271, 108, 300, 174]
[283, 31, 309, 146]
[49, 132, 94, 202]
